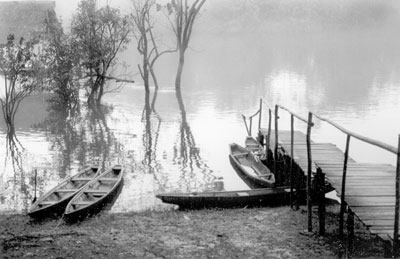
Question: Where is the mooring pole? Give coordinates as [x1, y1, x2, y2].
[32, 169, 37, 204]
[393, 134, 400, 256]
[242, 115, 250, 136]
[347, 209, 355, 254]
[274, 105, 279, 186]
[317, 167, 326, 236]
[290, 114, 294, 208]
[258, 98, 262, 130]
[266, 109, 272, 162]
[339, 134, 351, 237]
[306, 112, 313, 232]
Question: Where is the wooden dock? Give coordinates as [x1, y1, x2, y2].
[265, 129, 398, 241]
[242, 99, 400, 256]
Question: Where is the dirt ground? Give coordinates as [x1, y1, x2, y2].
[0, 204, 387, 259]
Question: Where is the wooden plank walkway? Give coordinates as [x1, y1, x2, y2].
[262, 129, 398, 241]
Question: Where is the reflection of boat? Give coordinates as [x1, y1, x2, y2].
[28, 165, 100, 219]
[156, 187, 293, 209]
[64, 165, 124, 222]
[229, 143, 275, 188]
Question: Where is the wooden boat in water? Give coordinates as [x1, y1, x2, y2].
[28, 165, 100, 219]
[64, 165, 124, 222]
[156, 187, 294, 209]
[245, 136, 265, 158]
[229, 143, 275, 188]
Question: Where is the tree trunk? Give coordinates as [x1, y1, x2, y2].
[149, 66, 159, 91]
[175, 51, 185, 89]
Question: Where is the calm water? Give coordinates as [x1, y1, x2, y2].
[1, 0, 400, 214]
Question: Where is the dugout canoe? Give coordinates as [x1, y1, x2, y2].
[64, 165, 124, 222]
[229, 143, 275, 188]
[156, 187, 294, 209]
[245, 136, 266, 158]
[28, 164, 101, 219]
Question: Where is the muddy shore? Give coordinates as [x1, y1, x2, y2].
[0, 204, 386, 258]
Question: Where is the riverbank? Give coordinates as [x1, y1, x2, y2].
[0, 204, 386, 258]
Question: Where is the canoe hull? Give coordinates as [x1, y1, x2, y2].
[156, 187, 297, 210]
[229, 143, 275, 188]
[64, 165, 124, 223]
[28, 165, 100, 220]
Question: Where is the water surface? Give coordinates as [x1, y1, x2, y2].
[1, 0, 400, 214]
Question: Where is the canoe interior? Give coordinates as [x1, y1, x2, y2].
[245, 136, 265, 157]
[64, 165, 124, 222]
[28, 165, 100, 218]
[229, 143, 275, 187]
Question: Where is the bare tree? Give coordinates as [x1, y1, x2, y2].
[161, 0, 206, 88]
[132, 0, 177, 91]
[0, 35, 42, 137]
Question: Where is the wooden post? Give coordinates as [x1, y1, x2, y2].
[306, 112, 313, 232]
[274, 105, 279, 186]
[295, 167, 301, 210]
[393, 134, 400, 256]
[266, 109, 272, 159]
[258, 98, 262, 130]
[339, 134, 351, 237]
[290, 114, 294, 208]
[249, 117, 253, 136]
[317, 167, 326, 236]
[347, 209, 355, 254]
[242, 115, 250, 136]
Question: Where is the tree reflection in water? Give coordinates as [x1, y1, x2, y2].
[34, 99, 120, 179]
[1, 120, 30, 212]
[141, 89, 162, 174]
[174, 87, 223, 192]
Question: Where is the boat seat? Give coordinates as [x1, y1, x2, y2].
[84, 189, 108, 193]
[71, 201, 91, 206]
[55, 189, 77, 193]
[233, 152, 248, 157]
[71, 177, 93, 181]
[97, 178, 118, 182]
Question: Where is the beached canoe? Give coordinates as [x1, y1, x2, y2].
[28, 165, 100, 219]
[156, 187, 294, 209]
[64, 165, 124, 222]
[229, 143, 275, 188]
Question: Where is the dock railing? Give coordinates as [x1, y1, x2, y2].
[311, 113, 400, 254]
[275, 105, 315, 232]
[252, 98, 400, 253]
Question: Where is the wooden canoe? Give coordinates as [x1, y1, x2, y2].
[245, 136, 266, 158]
[156, 187, 295, 209]
[229, 143, 275, 188]
[64, 165, 124, 222]
[28, 165, 100, 219]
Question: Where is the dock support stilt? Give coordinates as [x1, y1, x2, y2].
[340, 134, 351, 237]
[306, 112, 313, 232]
[347, 210, 355, 254]
[316, 168, 326, 236]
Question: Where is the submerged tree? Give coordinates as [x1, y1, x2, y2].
[132, 0, 177, 91]
[0, 35, 42, 136]
[161, 0, 206, 88]
[71, 0, 132, 107]
[42, 9, 80, 110]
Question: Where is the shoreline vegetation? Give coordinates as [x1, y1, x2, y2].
[0, 203, 386, 258]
